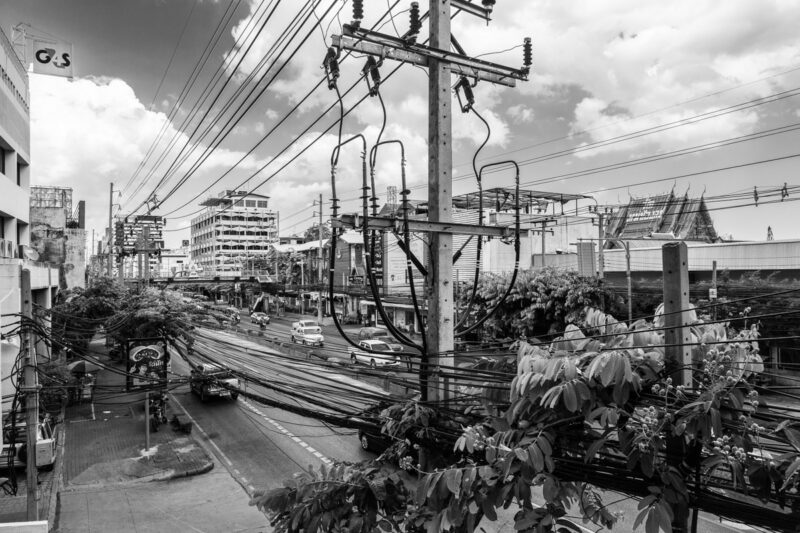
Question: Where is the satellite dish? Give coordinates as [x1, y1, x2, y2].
[23, 247, 40, 261]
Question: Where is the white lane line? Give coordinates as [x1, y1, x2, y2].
[241, 401, 332, 465]
[170, 395, 236, 469]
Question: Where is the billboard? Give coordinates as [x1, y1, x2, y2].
[125, 337, 170, 390]
[32, 39, 73, 78]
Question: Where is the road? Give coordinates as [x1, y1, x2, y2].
[170, 314, 757, 532]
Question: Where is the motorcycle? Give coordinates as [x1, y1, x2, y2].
[149, 392, 168, 432]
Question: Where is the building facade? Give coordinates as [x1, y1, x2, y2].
[29, 186, 87, 288]
[190, 190, 277, 274]
[114, 215, 165, 279]
[0, 27, 59, 422]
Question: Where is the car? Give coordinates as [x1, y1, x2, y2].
[190, 363, 240, 402]
[1, 415, 57, 470]
[291, 325, 325, 346]
[348, 340, 401, 369]
[358, 327, 404, 353]
[250, 312, 270, 326]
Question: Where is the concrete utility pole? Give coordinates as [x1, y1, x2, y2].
[662, 242, 692, 387]
[332, 0, 528, 404]
[20, 269, 39, 520]
[597, 211, 605, 279]
[662, 241, 692, 532]
[317, 193, 324, 325]
[107, 183, 113, 276]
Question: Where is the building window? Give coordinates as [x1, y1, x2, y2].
[0, 147, 5, 175]
[246, 200, 256, 207]
[257, 201, 268, 208]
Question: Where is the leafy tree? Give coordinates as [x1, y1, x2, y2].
[252, 305, 800, 532]
[107, 287, 228, 344]
[457, 267, 622, 340]
[304, 222, 332, 243]
[49, 275, 128, 355]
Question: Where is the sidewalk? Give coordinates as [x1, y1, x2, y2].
[53, 337, 267, 532]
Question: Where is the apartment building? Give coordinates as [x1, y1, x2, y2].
[0, 26, 59, 416]
[190, 190, 278, 274]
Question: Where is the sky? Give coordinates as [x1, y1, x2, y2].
[1, 0, 799, 251]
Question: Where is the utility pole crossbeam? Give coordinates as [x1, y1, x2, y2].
[333, 214, 510, 238]
[332, 26, 527, 87]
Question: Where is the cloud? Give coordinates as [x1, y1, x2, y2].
[30, 75, 268, 247]
[507, 104, 535, 124]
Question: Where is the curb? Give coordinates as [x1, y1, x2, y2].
[168, 460, 214, 480]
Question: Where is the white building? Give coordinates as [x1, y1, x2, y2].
[190, 190, 278, 274]
[0, 27, 59, 417]
[158, 243, 190, 278]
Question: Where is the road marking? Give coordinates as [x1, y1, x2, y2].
[170, 395, 236, 469]
[241, 401, 332, 465]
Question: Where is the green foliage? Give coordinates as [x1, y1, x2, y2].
[49, 275, 128, 354]
[250, 463, 410, 533]
[457, 267, 622, 340]
[257, 299, 799, 532]
[108, 287, 226, 343]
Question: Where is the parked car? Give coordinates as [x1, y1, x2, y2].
[358, 327, 404, 352]
[348, 340, 400, 369]
[291, 325, 325, 346]
[250, 312, 270, 326]
[190, 363, 240, 402]
[1, 414, 57, 470]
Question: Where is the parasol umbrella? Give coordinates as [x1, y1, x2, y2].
[67, 360, 103, 374]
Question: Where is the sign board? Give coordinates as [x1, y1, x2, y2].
[32, 39, 73, 78]
[125, 337, 170, 390]
[709, 288, 718, 300]
[626, 197, 668, 224]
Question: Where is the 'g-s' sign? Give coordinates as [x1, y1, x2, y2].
[32, 39, 73, 78]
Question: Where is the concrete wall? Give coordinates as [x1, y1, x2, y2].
[64, 228, 86, 288]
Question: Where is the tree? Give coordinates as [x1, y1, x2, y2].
[457, 267, 622, 340]
[49, 275, 128, 355]
[304, 222, 331, 243]
[252, 304, 800, 532]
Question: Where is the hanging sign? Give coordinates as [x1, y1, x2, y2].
[125, 337, 170, 390]
[32, 39, 73, 78]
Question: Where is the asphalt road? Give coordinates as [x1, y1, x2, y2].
[170, 351, 374, 495]
[170, 316, 758, 532]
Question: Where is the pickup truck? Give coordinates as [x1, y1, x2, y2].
[1, 415, 57, 470]
[291, 324, 324, 346]
[190, 363, 240, 402]
[348, 340, 401, 369]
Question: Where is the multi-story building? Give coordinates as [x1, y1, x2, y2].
[114, 215, 165, 279]
[0, 26, 59, 418]
[29, 186, 87, 288]
[190, 190, 278, 274]
[158, 240, 191, 278]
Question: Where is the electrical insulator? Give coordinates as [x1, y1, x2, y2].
[523, 37, 532, 73]
[323, 47, 340, 90]
[352, 0, 364, 27]
[454, 76, 475, 113]
[362, 56, 382, 96]
[481, 0, 496, 13]
[408, 2, 421, 43]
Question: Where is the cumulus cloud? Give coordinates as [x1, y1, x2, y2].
[30, 75, 268, 247]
